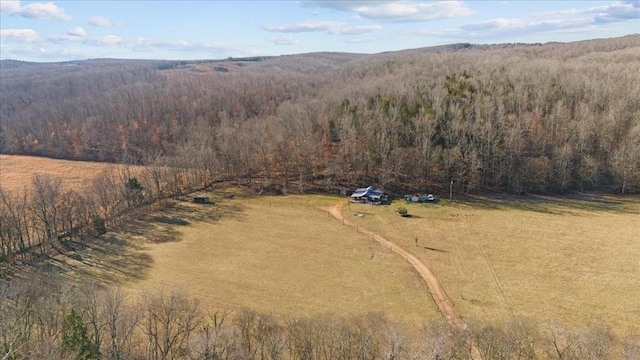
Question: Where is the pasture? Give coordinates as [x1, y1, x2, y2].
[3, 155, 639, 335]
[49, 187, 640, 336]
[49, 189, 441, 326]
[0, 154, 134, 192]
[344, 194, 640, 335]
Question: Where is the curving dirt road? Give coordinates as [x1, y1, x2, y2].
[325, 200, 482, 359]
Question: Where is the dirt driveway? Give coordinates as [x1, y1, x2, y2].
[325, 201, 482, 359]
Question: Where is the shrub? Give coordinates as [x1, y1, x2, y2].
[397, 207, 409, 217]
[92, 217, 107, 235]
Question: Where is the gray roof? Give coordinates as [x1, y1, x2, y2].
[351, 186, 384, 198]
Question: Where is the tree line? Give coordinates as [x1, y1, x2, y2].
[1, 36, 639, 194]
[1, 276, 638, 360]
[0, 159, 212, 268]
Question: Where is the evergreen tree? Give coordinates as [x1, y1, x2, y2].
[61, 309, 100, 360]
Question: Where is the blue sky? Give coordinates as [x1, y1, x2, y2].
[1, 1, 638, 62]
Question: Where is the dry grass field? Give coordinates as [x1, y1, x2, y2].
[0, 154, 131, 192]
[49, 188, 441, 327]
[4, 155, 639, 335]
[343, 194, 640, 335]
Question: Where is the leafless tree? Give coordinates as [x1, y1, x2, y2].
[29, 175, 62, 255]
[139, 287, 201, 360]
[195, 310, 236, 360]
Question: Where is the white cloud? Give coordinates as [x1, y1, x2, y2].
[41, 30, 239, 57]
[461, 18, 527, 32]
[263, 20, 346, 33]
[0, 0, 71, 21]
[0, 0, 21, 13]
[304, 1, 396, 12]
[88, 35, 123, 46]
[263, 21, 382, 35]
[459, 17, 596, 39]
[89, 15, 116, 27]
[131, 37, 236, 54]
[49, 33, 123, 45]
[304, 0, 474, 22]
[535, 1, 640, 22]
[456, 1, 639, 41]
[68, 27, 86, 37]
[48, 34, 78, 43]
[269, 36, 300, 45]
[593, 1, 640, 23]
[0, 43, 47, 60]
[0, 28, 39, 43]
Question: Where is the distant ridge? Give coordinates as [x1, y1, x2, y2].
[3, 34, 638, 67]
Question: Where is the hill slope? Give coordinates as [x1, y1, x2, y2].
[2, 36, 639, 194]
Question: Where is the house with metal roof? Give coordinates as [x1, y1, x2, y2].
[350, 186, 389, 204]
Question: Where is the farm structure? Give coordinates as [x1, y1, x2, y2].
[193, 195, 213, 204]
[350, 186, 390, 205]
[404, 193, 437, 203]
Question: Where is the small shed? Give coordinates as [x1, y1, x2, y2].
[193, 195, 212, 204]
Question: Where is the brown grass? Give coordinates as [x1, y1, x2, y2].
[0, 154, 128, 192]
[343, 194, 640, 335]
[5, 155, 639, 334]
[52, 191, 440, 326]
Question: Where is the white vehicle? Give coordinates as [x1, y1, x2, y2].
[427, 194, 435, 201]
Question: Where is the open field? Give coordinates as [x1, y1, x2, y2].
[344, 194, 640, 335]
[3, 155, 639, 335]
[0, 154, 133, 192]
[46, 189, 440, 326]
[41, 187, 640, 336]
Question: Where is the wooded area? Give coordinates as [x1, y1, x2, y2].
[1, 277, 638, 360]
[0, 163, 210, 265]
[2, 35, 639, 195]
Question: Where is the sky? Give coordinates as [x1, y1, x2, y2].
[1, 0, 639, 62]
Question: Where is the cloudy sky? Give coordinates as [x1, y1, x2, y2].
[1, 0, 638, 62]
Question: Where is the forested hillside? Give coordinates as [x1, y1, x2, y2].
[2, 35, 639, 194]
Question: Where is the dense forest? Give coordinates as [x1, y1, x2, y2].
[2, 35, 639, 195]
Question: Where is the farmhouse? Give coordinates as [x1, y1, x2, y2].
[350, 186, 389, 205]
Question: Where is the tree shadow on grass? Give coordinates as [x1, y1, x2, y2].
[455, 193, 640, 215]
[153, 215, 190, 226]
[160, 197, 247, 223]
[2, 195, 248, 285]
[114, 197, 246, 244]
[6, 235, 153, 286]
[120, 214, 185, 244]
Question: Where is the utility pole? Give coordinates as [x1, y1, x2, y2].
[449, 179, 454, 201]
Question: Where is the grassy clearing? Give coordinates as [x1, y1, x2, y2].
[344, 193, 640, 335]
[0, 154, 130, 192]
[78, 191, 441, 326]
[5, 155, 638, 334]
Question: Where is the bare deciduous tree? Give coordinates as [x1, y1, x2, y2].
[139, 287, 201, 360]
